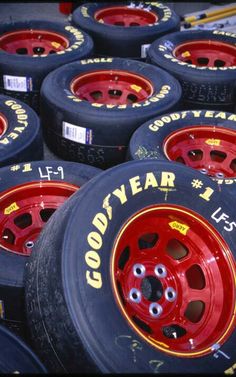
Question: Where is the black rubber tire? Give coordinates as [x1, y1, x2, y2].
[0, 20, 93, 112]
[25, 160, 236, 373]
[72, 2, 180, 59]
[0, 160, 101, 340]
[127, 108, 236, 186]
[147, 29, 236, 112]
[0, 94, 43, 167]
[0, 324, 47, 373]
[40, 57, 182, 169]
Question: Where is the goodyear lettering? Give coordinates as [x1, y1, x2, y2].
[59, 26, 84, 54]
[228, 114, 236, 121]
[148, 110, 236, 132]
[92, 213, 108, 234]
[145, 2, 172, 23]
[225, 363, 236, 375]
[85, 251, 100, 269]
[216, 178, 236, 185]
[81, 6, 89, 17]
[85, 171, 176, 289]
[0, 100, 28, 145]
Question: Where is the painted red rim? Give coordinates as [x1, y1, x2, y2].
[163, 126, 236, 178]
[174, 40, 236, 67]
[0, 113, 7, 137]
[111, 205, 236, 357]
[94, 6, 158, 26]
[0, 29, 69, 56]
[71, 70, 153, 105]
[0, 181, 78, 255]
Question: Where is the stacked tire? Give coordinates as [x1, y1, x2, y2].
[40, 57, 182, 168]
[0, 20, 94, 112]
[0, 2, 236, 375]
[25, 160, 236, 374]
[0, 161, 101, 340]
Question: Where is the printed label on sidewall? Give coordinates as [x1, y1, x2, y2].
[62, 121, 93, 144]
[141, 44, 150, 58]
[3, 75, 33, 92]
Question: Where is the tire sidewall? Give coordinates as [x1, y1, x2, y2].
[61, 160, 236, 373]
[0, 94, 42, 166]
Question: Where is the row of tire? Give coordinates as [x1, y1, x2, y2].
[0, 1, 235, 374]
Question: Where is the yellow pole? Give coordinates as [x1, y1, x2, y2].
[183, 6, 236, 23]
[184, 8, 236, 28]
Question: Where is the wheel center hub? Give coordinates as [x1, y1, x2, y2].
[141, 275, 163, 301]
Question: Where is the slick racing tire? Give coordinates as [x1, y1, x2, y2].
[0, 324, 47, 373]
[0, 20, 93, 112]
[0, 160, 101, 340]
[40, 57, 182, 169]
[127, 109, 236, 185]
[72, 2, 180, 59]
[0, 94, 43, 167]
[25, 160, 236, 374]
[147, 29, 236, 112]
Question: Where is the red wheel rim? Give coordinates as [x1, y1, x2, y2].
[163, 126, 236, 178]
[174, 40, 236, 67]
[0, 29, 69, 56]
[0, 113, 7, 137]
[111, 205, 236, 357]
[0, 181, 78, 255]
[95, 6, 158, 26]
[71, 70, 153, 105]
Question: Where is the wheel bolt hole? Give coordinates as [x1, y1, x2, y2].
[25, 241, 34, 249]
[133, 264, 145, 278]
[129, 288, 141, 303]
[154, 264, 167, 278]
[149, 303, 162, 318]
[215, 172, 225, 178]
[165, 287, 176, 302]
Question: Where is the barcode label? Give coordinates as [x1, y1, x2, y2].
[141, 43, 150, 58]
[62, 121, 93, 144]
[3, 75, 32, 92]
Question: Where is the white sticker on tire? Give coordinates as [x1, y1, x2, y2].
[3, 75, 33, 92]
[141, 43, 150, 58]
[62, 121, 93, 144]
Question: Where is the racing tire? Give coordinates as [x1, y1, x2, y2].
[127, 109, 236, 188]
[0, 94, 43, 167]
[0, 160, 101, 340]
[40, 57, 182, 169]
[72, 2, 180, 59]
[0, 20, 93, 112]
[147, 29, 236, 112]
[0, 324, 47, 373]
[25, 159, 236, 374]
